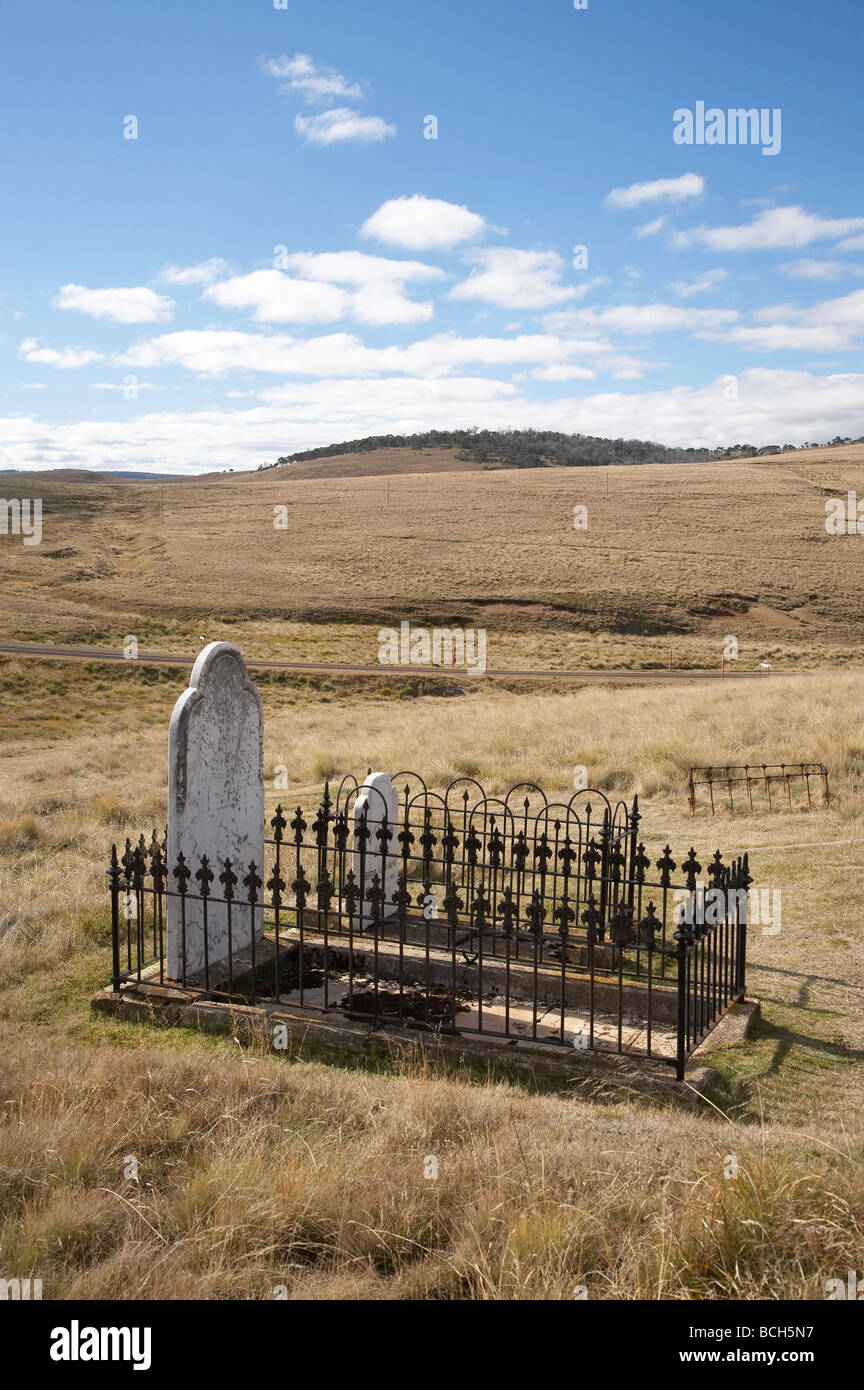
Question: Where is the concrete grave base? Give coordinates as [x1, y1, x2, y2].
[91, 933, 760, 1100]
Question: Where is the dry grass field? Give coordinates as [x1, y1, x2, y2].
[3, 443, 864, 670]
[259, 443, 480, 480]
[1, 658, 864, 1299]
[1, 445, 864, 1300]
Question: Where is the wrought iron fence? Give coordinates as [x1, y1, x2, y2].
[688, 762, 829, 815]
[108, 775, 752, 1080]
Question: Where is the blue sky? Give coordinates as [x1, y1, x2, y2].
[1, 0, 862, 473]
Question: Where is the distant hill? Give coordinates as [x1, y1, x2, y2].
[0, 469, 176, 482]
[258, 445, 480, 481]
[261, 428, 864, 479]
[10, 441, 864, 663]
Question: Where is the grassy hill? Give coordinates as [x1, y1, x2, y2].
[261, 444, 481, 480]
[2, 443, 863, 670]
[262, 436, 864, 484]
[265, 426, 828, 476]
[0, 468, 175, 483]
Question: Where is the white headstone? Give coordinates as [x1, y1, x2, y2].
[166, 642, 265, 979]
[353, 771, 399, 928]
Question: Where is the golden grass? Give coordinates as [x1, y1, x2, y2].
[264, 443, 480, 480]
[3, 444, 864, 667]
[2, 1043, 861, 1300]
[4, 445, 864, 1298]
[1, 664, 864, 1297]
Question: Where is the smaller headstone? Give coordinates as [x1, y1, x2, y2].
[353, 772, 399, 928]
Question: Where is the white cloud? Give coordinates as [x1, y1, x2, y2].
[754, 287, 864, 331]
[259, 52, 393, 144]
[295, 108, 396, 145]
[514, 352, 664, 382]
[668, 268, 729, 297]
[527, 364, 597, 381]
[361, 195, 488, 251]
[781, 258, 864, 281]
[257, 374, 517, 414]
[118, 328, 612, 379]
[634, 216, 667, 239]
[606, 357, 667, 380]
[204, 271, 349, 324]
[797, 288, 864, 327]
[394, 333, 604, 375]
[4, 369, 863, 473]
[280, 251, 444, 287]
[19, 338, 104, 369]
[750, 302, 797, 322]
[724, 324, 858, 352]
[118, 329, 306, 376]
[202, 268, 435, 326]
[275, 253, 446, 323]
[449, 248, 583, 310]
[260, 53, 364, 104]
[674, 205, 864, 253]
[543, 304, 738, 336]
[712, 289, 864, 352]
[156, 258, 230, 286]
[838, 233, 864, 252]
[53, 283, 175, 323]
[90, 380, 164, 392]
[606, 172, 704, 209]
[345, 287, 435, 325]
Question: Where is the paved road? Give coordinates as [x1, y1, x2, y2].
[0, 639, 798, 684]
